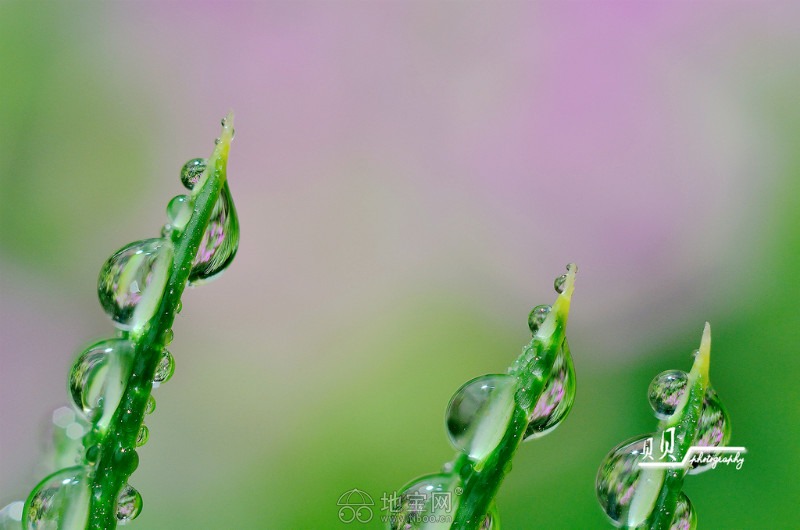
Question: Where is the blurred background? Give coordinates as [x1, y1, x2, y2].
[1, 2, 797, 529]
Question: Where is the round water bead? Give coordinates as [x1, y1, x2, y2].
[153, 351, 175, 383]
[23, 466, 90, 530]
[145, 395, 156, 415]
[446, 374, 517, 462]
[166, 195, 192, 231]
[554, 274, 567, 294]
[596, 434, 665, 528]
[523, 341, 576, 440]
[481, 504, 499, 529]
[98, 238, 174, 331]
[135, 425, 149, 447]
[648, 370, 688, 419]
[115, 484, 143, 524]
[688, 388, 732, 475]
[180, 158, 206, 190]
[188, 182, 239, 285]
[527, 304, 551, 335]
[69, 339, 135, 428]
[670, 492, 697, 530]
[389, 474, 461, 530]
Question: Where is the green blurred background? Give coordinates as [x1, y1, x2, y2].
[1, 2, 797, 529]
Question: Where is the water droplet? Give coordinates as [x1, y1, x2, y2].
[0, 501, 24, 526]
[188, 182, 239, 285]
[446, 374, 517, 463]
[153, 351, 175, 383]
[596, 434, 665, 528]
[166, 195, 192, 231]
[527, 304, 551, 335]
[389, 474, 461, 530]
[481, 504, 499, 529]
[115, 484, 142, 524]
[145, 396, 156, 415]
[135, 425, 149, 447]
[98, 239, 174, 331]
[524, 340, 576, 440]
[180, 158, 206, 190]
[214, 137, 221, 145]
[83, 445, 100, 465]
[647, 370, 689, 419]
[23, 466, 90, 530]
[69, 339, 135, 429]
[554, 274, 567, 294]
[160, 224, 173, 239]
[669, 492, 697, 530]
[688, 388, 731, 475]
[164, 329, 174, 345]
[176, 300, 183, 314]
[220, 117, 227, 127]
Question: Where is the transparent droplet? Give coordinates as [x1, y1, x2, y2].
[389, 474, 461, 530]
[596, 434, 665, 528]
[164, 329, 174, 345]
[0, 501, 24, 528]
[188, 182, 239, 285]
[135, 425, 149, 447]
[524, 340, 576, 440]
[115, 484, 142, 524]
[527, 305, 551, 335]
[98, 239, 174, 331]
[481, 504, 499, 529]
[688, 388, 732, 475]
[153, 351, 175, 383]
[554, 274, 567, 294]
[160, 224, 174, 239]
[166, 195, 192, 231]
[647, 370, 689, 419]
[446, 374, 517, 463]
[69, 339, 135, 429]
[145, 395, 156, 415]
[669, 492, 697, 530]
[214, 137, 221, 145]
[180, 158, 206, 190]
[176, 300, 183, 314]
[23, 466, 90, 530]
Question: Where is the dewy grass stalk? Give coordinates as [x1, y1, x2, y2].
[596, 324, 733, 529]
[388, 264, 578, 530]
[0, 115, 239, 530]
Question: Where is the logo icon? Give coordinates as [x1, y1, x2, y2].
[337, 488, 375, 524]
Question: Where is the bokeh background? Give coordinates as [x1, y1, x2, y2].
[1, 2, 798, 529]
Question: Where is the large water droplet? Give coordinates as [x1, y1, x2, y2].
[180, 158, 206, 190]
[98, 239, 174, 331]
[527, 305, 551, 335]
[596, 434, 665, 528]
[115, 484, 142, 524]
[524, 340, 576, 440]
[69, 339, 135, 429]
[189, 182, 239, 284]
[389, 474, 461, 530]
[23, 467, 90, 530]
[670, 492, 697, 530]
[688, 388, 732, 475]
[153, 351, 175, 383]
[648, 370, 689, 419]
[446, 374, 517, 463]
[166, 195, 192, 231]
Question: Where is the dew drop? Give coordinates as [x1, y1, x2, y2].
[145, 395, 156, 415]
[389, 474, 461, 530]
[135, 425, 149, 447]
[596, 434, 665, 528]
[554, 274, 567, 294]
[688, 388, 732, 475]
[23, 467, 90, 530]
[523, 340, 576, 440]
[69, 339, 135, 429]
[98, 239, 174, 331]
[160, 224, 173, 239]
[153, 351, 175, 384]
[115, 484, 143, 524]
[164, 328, 174, 345]
[647, 370, 689, 420]
[83, 445, 100, 465]
[180, 158, 206, 190]
[446, 374, 517, 463]
[214, 137, 221, 145]
[166, 195, 192, 231]
[188, 182, 239, 285]
[481, 504, 499, 529]
[670, 492, 697, 530]
[527, 305, 551, 335]
[176, 300, 182, 314]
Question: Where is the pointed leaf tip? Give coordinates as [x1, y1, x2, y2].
[691, 322, 711, 383]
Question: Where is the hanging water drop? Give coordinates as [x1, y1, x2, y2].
[180, 158, 207, 190]
[69, 339, 135, 429]
[647, 370, 689, 419]
[188, 182, 239, 285]
[523, 340, 576, 440]
[389, 474, 462, 530]
[669, 492, 697, 530]
[688, 388, 731, 475]
[446, 374, 517, 463]
[115, 484, 143, 524]
[527, 304, 551, 335]
[23, 466, 90, 530]
[135, 425, 149, 447]
[166, 195, 192, 231]
[481, 504, 499, 529]
[164, 328, 174, 345]
[554, 274, 567, 294]
[153, 351, 175, 383]
[596, 434, 665, 528]
[144, 395, 156, 415]
[98, 239, 174, 332]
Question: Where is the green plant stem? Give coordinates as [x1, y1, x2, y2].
[86, 118, 234, 530]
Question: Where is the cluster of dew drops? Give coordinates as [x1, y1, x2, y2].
[389, 268, 576, 530]
[2, 142, 239, 530]
[595, 355, 731, 529]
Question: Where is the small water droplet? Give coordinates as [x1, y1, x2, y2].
[135, 425, 149, 447]
[554, 274, 567, 294]
[84, 445, 101, 465]
[145, 395, 156, 415]
[446, 374, 517, 462]
[214, 137, 221, 145]
[115, 484, 143, 524]
[688, 388, 731, 475]
[389, 474, 461, 530]
[220, 117, 227, 127]
[153, 351, 175, 384]
[23, 466, 90, 529]
[523, 341, 576, 440]
[98, 239, 174, 331]
[160, 224, 174, 239]
[176, 300, 183, 314]
[481, 504, 499, 529]
[188, 182, 239, 285]
[166, 195, 192, 231]
[596, 434, 664, 527]
[647, 370, 689, 419]
[164, 329, 174, 345]
[669, 492, 697, 529]
[527, 304, 551, 335]
[180, 158, 207, 190]
[69, 339, 135, 428]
